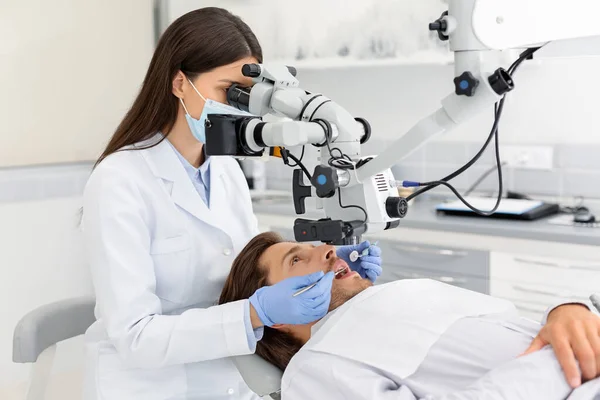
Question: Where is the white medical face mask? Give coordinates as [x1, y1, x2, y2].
[180, 79, 252, 143]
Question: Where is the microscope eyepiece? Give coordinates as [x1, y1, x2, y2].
[227, 84, 251, 112]
[242, 63, 297, 78]
[242, 64, 262, 78]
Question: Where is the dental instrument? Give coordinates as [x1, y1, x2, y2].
[293, 268, 346, 297]
[349, 242, 378, 263]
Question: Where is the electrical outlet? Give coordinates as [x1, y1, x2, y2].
[500, 145, 554, 170]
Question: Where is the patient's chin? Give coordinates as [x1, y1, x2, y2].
[329, 277, 372, 311]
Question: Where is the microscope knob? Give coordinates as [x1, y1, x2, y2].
[386, 197, 409, 219]
[311, 166, 338, 198]
[428, 11, 449, 41]
[488, 68, 515, 95]
[454, 72, 479, 97]
[355, 117, 372, 144]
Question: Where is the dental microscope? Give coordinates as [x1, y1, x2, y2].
[204, 0, 600, 246]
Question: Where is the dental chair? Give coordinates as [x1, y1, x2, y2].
[13, 297, 283, 400]
[13, 297, 96, 400]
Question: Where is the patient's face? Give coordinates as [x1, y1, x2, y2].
[260, 242, 372, 310]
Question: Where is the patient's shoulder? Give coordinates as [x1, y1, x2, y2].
[282, 349, 336, 394]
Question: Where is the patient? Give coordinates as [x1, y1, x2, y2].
[219, 232, 600, 400]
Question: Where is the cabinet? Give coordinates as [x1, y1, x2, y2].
[376, 241, 489, 294]
[490, 252, 600, 320]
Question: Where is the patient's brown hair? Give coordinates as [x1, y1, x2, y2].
[219, 232, 304, 371]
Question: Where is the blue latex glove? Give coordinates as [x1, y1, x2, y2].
[249, 271, 334, 327]
[336, 241, 382, 282]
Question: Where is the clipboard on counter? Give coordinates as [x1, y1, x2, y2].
[435, 198, 560, 221]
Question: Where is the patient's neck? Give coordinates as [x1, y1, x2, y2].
[287, 301, 347, 344]
[287, 320, 319, 345]
[286, 295, 357, 344]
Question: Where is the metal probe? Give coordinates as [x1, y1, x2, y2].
[292, 269, 346, 297]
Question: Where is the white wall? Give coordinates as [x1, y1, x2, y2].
[0, 0, 154, 167]
[165, 0, 449, 61]
[0, 197, 92, 399]
[295, 55, 600, 145]
[0, 0, 154, 398]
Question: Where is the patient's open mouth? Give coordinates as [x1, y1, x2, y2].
[335, 266, 348, 279]
[333, 260, 351, 279]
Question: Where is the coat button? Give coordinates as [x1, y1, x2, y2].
[223, 248, 232, 256]
[227, 388, 234, 395]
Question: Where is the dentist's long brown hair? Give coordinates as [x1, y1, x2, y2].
[94, 7, 262, 168]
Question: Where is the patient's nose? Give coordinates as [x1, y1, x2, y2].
[319, 245, 336, 263]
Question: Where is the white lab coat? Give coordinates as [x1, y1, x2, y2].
[81, 134, 262, 399]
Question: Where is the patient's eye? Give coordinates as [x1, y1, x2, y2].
[291, 256, 300, 265]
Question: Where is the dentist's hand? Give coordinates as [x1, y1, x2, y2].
[337, 241, 382, 283]
[249, 271, 334, 327]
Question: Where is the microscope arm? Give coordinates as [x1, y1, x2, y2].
[356, 61, 504, 182]
[210, 0, 600, 244]
[358, 0, 600, 181]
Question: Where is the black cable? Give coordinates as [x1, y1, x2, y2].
[284, 150, 312, 181]
[328, 146, 354, 169]
[508, 47, 540, 75]
[422, 114, 504, 216]
[309, 100, 332, 121]
[560, 196, 589, 214]
[406, 98, 506, 202]
[416, 46, 539, 198]
[463, 162, 508, 197]
[421, 181, 495, 214]
[405, 46, 542, 215]
[326, 139, 355, 169]
[309, 118, 356, 170]
[337, 188, 368, 223]
[286, 146, 305, 167]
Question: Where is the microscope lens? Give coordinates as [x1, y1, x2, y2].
[227, 84, 251, 112]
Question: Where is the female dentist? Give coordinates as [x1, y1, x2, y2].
[81, 7, 382, 400]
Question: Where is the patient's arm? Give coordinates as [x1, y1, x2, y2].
[525, 302, 600, 387]
[437, 348, 573, 400]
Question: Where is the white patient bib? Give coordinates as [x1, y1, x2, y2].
[305, 279, 516, 380]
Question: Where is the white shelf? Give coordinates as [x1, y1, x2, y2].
[279, 51, 600, 72]
[275, 52, 453, 70]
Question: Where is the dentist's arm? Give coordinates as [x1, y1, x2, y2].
[83, 165, 257, 368]
[84, 164, 331, 369]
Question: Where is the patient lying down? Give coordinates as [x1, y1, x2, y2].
[219, 232, 600, 400]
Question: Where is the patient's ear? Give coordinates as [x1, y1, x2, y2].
[271, 323, 312, 344]
[271, 324, 292, 332]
